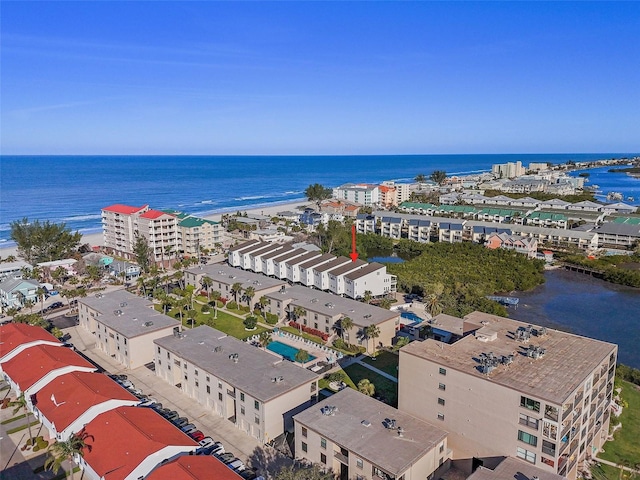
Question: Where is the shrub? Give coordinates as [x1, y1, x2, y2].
[226, 301, 238, 310]
[326, 372, 344, 383]
[219, 297, 228, 305]
[265, 312, 279, 325]
[288, 321, 329, 341]
[201, 304, 210, 313]
[239, 305, 250, 313]
[244, 316, 258, 329]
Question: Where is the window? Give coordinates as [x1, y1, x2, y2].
[184, 374, 188, 380]
[437, 412, 445, 421]
[240, 406, 245, 415]
[439, 443, 445, 453]
[206, 386, 210, 394]
[218, 382, 222, 389]
[518, 430, 538, 447]
[255, 400, 260, 410]
[438, 398, 445, 406]
[438, 383, 446, 391]
[520, 396, 541, 412]
[206, 376, 210, 382]
[157, 346, 160, 353]
[516, 447, 536, 464]
[356, 458, 363, 469]
[301, 442, 307, 453]
[542, 440, 556, 456]
[320, 438, 326, 449]
[218, 392, 223, 401]
[194, 369, 198, 376]
[519, 413, 539, 429]
[543, 421, 557, 440]
[240, 393, 245, 402]
[255, 415, 260, 425]
[439, 367, 446, 375]
[301, 427, 307, 438]
[167, 352, 170, 359]
[195, 381, 199, 387]
[320, 453, 326, 465]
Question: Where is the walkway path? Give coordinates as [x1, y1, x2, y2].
[593, 457, 640, 475]
[354, 358, 398, 383]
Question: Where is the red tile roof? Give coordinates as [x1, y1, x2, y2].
[82, 406, 197, 480]
[139, 209, 172, 220]
[103, 204, 148, 215]
[146, 455, 243, 480]
[2, 345, 95, 391]
[35, 372, 138, 432]
[0, 323, 60, 359]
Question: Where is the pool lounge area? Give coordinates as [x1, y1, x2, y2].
[267, 340, 317, 363]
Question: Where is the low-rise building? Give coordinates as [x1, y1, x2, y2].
[407, 218, 433, 243]
[0, 323, 61, 366]
[294, 388, 450, 480]
[284, 250, 322, 283]
[154, 325, 318, 443]
[0, 259, 32, 282]
[0, 277, 40, 310]
[146, 455, 243, 480]
[344, 262, 396, 299]
[438, 222, 464, 243]
[467, 456, 566, 480]
[298, 253, 336, 287]
[78, 290, 181, 369]
[486, 233, 539, 258]
[313, 257, 352, 291]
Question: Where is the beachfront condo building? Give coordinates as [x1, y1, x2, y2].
[333, 183, 380, 206]
[263, 285, 400, 354]
[102, 204, 179, 267]
[491, 161, 526, 179]
[398, 311, 617, 480]
[154, 325, 319, 444]
[293, 388, 451, 480]
[177, 215, 223, 256]
[78, 290, 181, 369]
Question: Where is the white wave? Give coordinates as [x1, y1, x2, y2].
[235, 195, 269, 201]
[200, 200, 216, 205]
[61, 213, 103, 222]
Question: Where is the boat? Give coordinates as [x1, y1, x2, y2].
[627, 196, 635, 202]
[607, 192, 623, 201]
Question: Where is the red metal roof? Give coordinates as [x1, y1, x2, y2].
[82, 406, 197, 480]
[139, 209, 172, 220]
[34, 372, 138, 432]
[2, 344, 95, 391]
[102, 204, 148, 215]
[146, 455, 243, 480]
[0, 323, 60, 359]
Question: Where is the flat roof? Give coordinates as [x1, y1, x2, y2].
[467, 456, 565, 480]
[187, 265, 286, 291]
[265, 286, 399, 327]
[298, 253, 336, 270]
[344, 262, 385, 281]
[313, 256, 351, 273]
[294, 388, 447, 476]
[79, 290, 180, 339]
[34, 372, 138, 431]
[154, 326, 317, 402]
[401, 311, 616, 405]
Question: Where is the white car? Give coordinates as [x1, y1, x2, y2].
[198, 437, 215, 448]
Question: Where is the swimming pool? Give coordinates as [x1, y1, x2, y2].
[267, 341, 317, 363]
[401, 311, 426, 324]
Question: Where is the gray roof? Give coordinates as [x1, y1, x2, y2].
[79, 290, 179, 339]
[408, 219, 431, 227]
[271, 248, 307, 264]
[0, 277, 39, 292]
[344, 262, 386, 281]
[381, 216, 402, 224]
[298, 253, 335, 270]
[154, 325, 317, 402]
[294, 388, 447, 476]
[402, 311, 616, 405]
[284, 251, 322, 267]
[467, 456, 566, 480]
[327, 259, 367, 277]
[228, 239, 260, 253]
[187, 264, 286, 290]
[265, 286, 398, 327]
[595, 223, 640, 237]
[313, 257, 351, 273]
[440, 222, 464, 230]
[248, 243, 286, 259]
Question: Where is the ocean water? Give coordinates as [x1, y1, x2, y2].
[0, 153, 636, 245]
[569, 165, 640, 203]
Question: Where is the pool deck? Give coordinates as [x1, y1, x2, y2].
[393, 302, 431, 325]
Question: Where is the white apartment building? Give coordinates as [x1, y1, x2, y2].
[154, 325, 319, 444]
[313, 257, 352, 291]
[284, 250, 322, 283]
[491, 161, 526, 179]
[333, 183, 380, 206]
[78, 290, 181, 369]
[355, 214, 377, 234]
[327, 259, 367, 295]
[344, 262, 396, 299]
[294, 388, 450, 480]
[298, 253, 336, 287]
[398, 311, 617, 479]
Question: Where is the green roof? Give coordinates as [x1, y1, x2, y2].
[400, 202, 437, 209]
[478, 208, 521, 216]
[437, 205, 477, 213]
[527, 212, 567, 221]
[179, 216, 219, 228]
[612, 216, 640, 225]
[163, 209, 190, 219]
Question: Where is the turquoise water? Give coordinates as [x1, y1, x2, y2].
[267, 340, 317, 363]
[400, 312, 425, 324]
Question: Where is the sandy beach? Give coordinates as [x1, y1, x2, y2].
[0, 200, 313, 260]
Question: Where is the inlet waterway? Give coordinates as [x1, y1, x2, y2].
[513, 269, 640, 369]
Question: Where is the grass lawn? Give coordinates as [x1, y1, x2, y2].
[318, 369, 357, 391]
[599, 380, 640, 470]
[1, 413, 26, 425]
[343, 363, 398, 407]
[360, 351, 399, 378]
[280, 326, 325, 345]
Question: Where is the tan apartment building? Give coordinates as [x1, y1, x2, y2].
[294, 388, 450, 480]
[398, 311, 617, 479]
[178, 216, 223, 257]
[154, 325, 319, 444]
[79, 290, 181, 369]
[264, 285, 400, 353]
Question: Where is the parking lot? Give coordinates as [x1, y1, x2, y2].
[64, 324, 293, 477]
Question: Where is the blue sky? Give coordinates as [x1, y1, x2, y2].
[1, 1, 639, 155]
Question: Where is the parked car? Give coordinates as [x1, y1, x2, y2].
[210, 443, 225, 456]
[181, 424, 197, 434]
[50, 301, 64, 309]
[198, 437, 215, 448]
[216, 452, 235, 463]
[164, 411, 180, 421]
[138, 399, 157, 407]
[190, 431, 205, 441]
[240, 470, 258, 480]
[119, 380, 134, 389]
[173, 417, 189, 427]
[130, 389, 144, 397]
[227, 459, 245, 472]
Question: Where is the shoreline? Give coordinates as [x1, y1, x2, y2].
[0, 199, 313, 260]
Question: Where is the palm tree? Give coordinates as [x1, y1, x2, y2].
[243, 286, 256, 309]
[425, 294, 443, 318]
[186, 309, 198, 329]
[137, 277, 147, 297]
[378, 298, 392, 310]
[174, 296, 189, 324]
[230, 282, 243, 304]
[10, 393, 34, 446]
[414, 174, 426, 183]
[362, 290, 372, 304]
[357, 379, 375, 396]
[430, 170, 447, 186]
[200, 276, 213, 301]
[45, 431, 92, 480]
[36, 287, 46, 314]
[295, 349, 310, 364]
[292, 306, 307, 334]
[258, 295, 269, 312]
[258, 331, 272, 350]
[340, 316, 354, 342]
[365, 324, 381, 355]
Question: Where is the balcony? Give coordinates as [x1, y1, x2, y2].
[226, 389, 236, 398]
[334, 451, 349, 465]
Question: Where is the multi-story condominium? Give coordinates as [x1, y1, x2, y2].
[284, 250, 322, 283]
[468, 456, 565, 480]
[438, 222, 464, 243]
[32, 371, 139, 441]
[593, 221, 640, 248]
[313, 256, 353, 291]
[327, 259, 367, 295]
[298, 253, 336, 287]
[333, 183, 380, 206]
[528, 162, 552, 172]
[377, 184, 398, 208]
[227, 239, 261, 265]
[294, 388, 450, 480]
[0, 278, 40, 310]
[264, 285, 400, 353]
[355, 214, 376, 234]
[486, 233, 539, 258]
[398, 311, 617, 479]
[272, 248, 315, 280]
[154, 325, 318, 444]
[379, 216, 402, 239]
[78, 290, 181, 369]
[508, 225, 599, 251]
[344, 262, 396, 300]
[177, 216, 222, 257]
[102, 204, 178, 267]
[183, 264, 286, 307]
[492, 161, 526, 179]
[407, 218, 433, 243]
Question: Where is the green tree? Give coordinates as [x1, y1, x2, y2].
[258, 331, 272, 349]
[305, 183, 333, 209]
[133, 232, 152, 274]
[357, 378, 375, 396]
[10, 218, 82, 264]
[414, 174, 426, 183]
[339, 316, 354, 341]
[45, 431, 92, 480]
[292, 305, 307, 334]
[36, 287, 47, 314]
[258, 295, 269, 312]
[10, 393, 34, 445]
[430, 170, 447, 185]
[186, 309, 198, 328]
[230, 282, 243, 304]
[295, 349, 310, 364]
[425, 294, 443, 317]
[243, 316, 258, 329]
[274, 464, 334, 480]
[365, 324, 381, 354]
[200, 276, 213, 300]
[363, 290, 372, 304]
[378, 298, 392, 310]
[243, 286, 256, 308]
